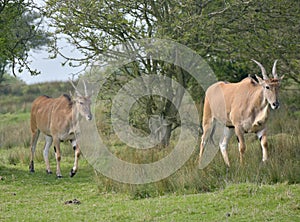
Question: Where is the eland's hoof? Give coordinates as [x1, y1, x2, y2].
[57, 175, 63, 179]
[29, 164, 35, 173]
[70, 169, 76, 177]
[46, 170, 53, 175]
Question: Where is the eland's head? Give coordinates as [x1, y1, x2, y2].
[252, 59, 284, 110]
[70, 80, 93, 121]
[75, 95, 92, 121]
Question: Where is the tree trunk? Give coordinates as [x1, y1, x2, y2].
[160, 64, 186, 147]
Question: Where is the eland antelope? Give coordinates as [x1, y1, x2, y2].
[29, 81, 92, 178]
[199, 60, 284, 167]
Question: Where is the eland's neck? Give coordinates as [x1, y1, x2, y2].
[71, 102, 82, 126]
[251, 86, 268, 110]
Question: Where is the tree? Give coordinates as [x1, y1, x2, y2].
[45, 0, 300, 145]
[0, 0, 49, 83]
[163, 0, 300, 83]
[45, 0, 300, 79]
[46, 0, 199, 146]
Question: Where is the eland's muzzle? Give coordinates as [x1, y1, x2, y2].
[272, 101, 280, 110]
[87, 114, 93, 121]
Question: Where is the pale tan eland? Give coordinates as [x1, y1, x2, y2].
[29, 81, 92, 178]
[199, 60, 284, 167]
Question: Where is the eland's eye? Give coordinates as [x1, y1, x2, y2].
[266, 86, 270, 90]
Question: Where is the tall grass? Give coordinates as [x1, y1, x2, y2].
[0, 113, 31, 148]
[94, 134, 299, 199]
[1, 99, 299, 198]
[93, 106, 300, 198]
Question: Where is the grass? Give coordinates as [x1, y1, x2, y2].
[0, 113, 31, 148]
[0, 86, 299, 221]
[0, 154, 299, 222]
[92, 116, 300, 196]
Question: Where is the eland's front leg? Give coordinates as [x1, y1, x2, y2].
[257, 129, 268, 162]
[70, 140, 80, 177]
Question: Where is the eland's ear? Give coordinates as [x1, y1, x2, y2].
[280, 75, 285, 81]
[255, 75, 264, 85]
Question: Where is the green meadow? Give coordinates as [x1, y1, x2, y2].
[1, 155, 299, 221]
[0, 80, 300, 221]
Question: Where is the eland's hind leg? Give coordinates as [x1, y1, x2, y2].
[199, 121, 212, 160]
[235, 126, 246, 164]
[199, 97, 213, 163]
[53, 137, 62, 178]
[43, 135, 53, 174]
[29, 129, 40, 173]
[219, 127, 234, 167]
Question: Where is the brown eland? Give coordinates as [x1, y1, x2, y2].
[29, 80, 92, 177]
[199, 60, 284, 167]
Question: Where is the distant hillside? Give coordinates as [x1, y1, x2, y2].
[0, 74, 299, 117]
[0, 75, 74, 113]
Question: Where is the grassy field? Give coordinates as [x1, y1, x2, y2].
[0, 110, 300, 221]
[0, 153, 299, 222]
[1, 80, 300, 221]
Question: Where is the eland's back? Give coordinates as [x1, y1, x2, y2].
[204, 78, 263, 129]
[30, 95, 73, 137]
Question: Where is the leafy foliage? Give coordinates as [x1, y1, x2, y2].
[43, 0, 300, 145]
[0, 0, 49, 82]
[45, 0, 299, 83]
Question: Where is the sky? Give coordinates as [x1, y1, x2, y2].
[18, 39, 85, 84]
[11, 0, 85, 85]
